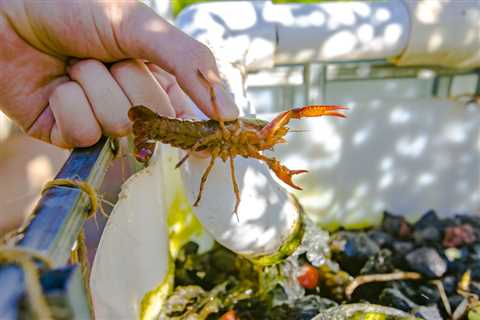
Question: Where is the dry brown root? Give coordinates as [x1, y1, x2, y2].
[345, 271, 422, 299]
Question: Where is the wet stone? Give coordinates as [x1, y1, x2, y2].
[448, 294, 465, 311]
[413, 226, 441, 245]
[392, 240, 415, 256]
[442, 276, 458, 295]
[360, 249, 395, 275]
[234, 298, 267, 319]
[413, 284, 440, 305]
[471, 263, 480, 281]
[382, 211, 412, 238]
[295, 295, 337, 319]
[470, 281, 480, 296]
[367, 230, 394, 248]
[443, 224, 477, 247]
[412, 304, 442, 320]
[414, 210, 440, 230]
[379, 287, 418, 312]
[332, 232, 380, 274]
[268, 304, 295, 320]
[267, 296, 337, 320]
[453, 215, 480, 230]
[395, 281, 418, 302]
[405, 247, 447, 278]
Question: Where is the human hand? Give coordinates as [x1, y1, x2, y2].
[0, 0, 238, 148]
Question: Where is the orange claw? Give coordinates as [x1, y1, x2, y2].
[259, 156, 308, 190]
[276, 168, 309, 190]
[260, 105, 347, 141]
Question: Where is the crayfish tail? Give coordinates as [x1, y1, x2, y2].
[129, 106, 163, 142]
[128, 105, 159, 122]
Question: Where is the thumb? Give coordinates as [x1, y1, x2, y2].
[116, 2, 239, 121]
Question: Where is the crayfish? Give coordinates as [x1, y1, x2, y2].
[128, 70, 347, 214]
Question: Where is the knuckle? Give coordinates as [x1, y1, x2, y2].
[196, 42, 213, 58]
[161, 70, 177, 84]
[68, 59, 102, 77]
[70, 127, 101, 147]
[50, 81, 80, 102]
[110, 59, 139, 76]
[105, 121, 131, 137]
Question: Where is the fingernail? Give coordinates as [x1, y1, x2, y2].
[213, 85, 239, 120]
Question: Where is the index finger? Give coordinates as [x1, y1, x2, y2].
[113, 3, 239, 121]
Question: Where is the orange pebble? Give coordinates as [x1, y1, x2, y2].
[297, 264, 320, 289]
[219, 309, 238, 320]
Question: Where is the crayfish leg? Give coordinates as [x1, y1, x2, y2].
[197, 69, 226, 131]
[229, 156, 240, 220]
[193, 155, 217, 207]
[252, 153, 308, 190]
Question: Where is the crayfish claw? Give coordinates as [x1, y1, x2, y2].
[260, 155, 308, 190]
[278, 169, 308, 190]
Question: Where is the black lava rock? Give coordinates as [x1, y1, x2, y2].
[395, 281, 418, 302]
[413, 304, 442, 320]
[444, 247, 469, 274]
[405, 247, 447, 278]
[414, 210, 440, 230]
[360, 249, 395, 274]
[471, 244, 480, 261]
[448, 294, 466, 312]
[368, 230, 394, 248]
[379, 287, 417, 312]
[471, 263, 480, 281]
[413, 226, 441, 245]
[343, 233, 380, 258]
[382, 211, 412, 238]
[414, 284, 440, 305]
[267, 296, 337, 320]
[392, 240, 415, 256]
[235, 298, 268, 319]
[331, 232, 380, 275]
[470, 281, 480, 296]
[295, 295, 337, 319]
[442, 276, 458, 295]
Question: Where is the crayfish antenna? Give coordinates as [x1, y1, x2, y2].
[259, 105, 347, 141]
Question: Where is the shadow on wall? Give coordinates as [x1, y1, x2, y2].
[265, 98, 480, 228]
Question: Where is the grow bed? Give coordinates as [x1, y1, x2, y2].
[161, 210, 480, 320]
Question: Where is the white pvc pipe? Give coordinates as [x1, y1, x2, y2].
[176, 1, 411, 70]
[395, 0, 480, 68]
